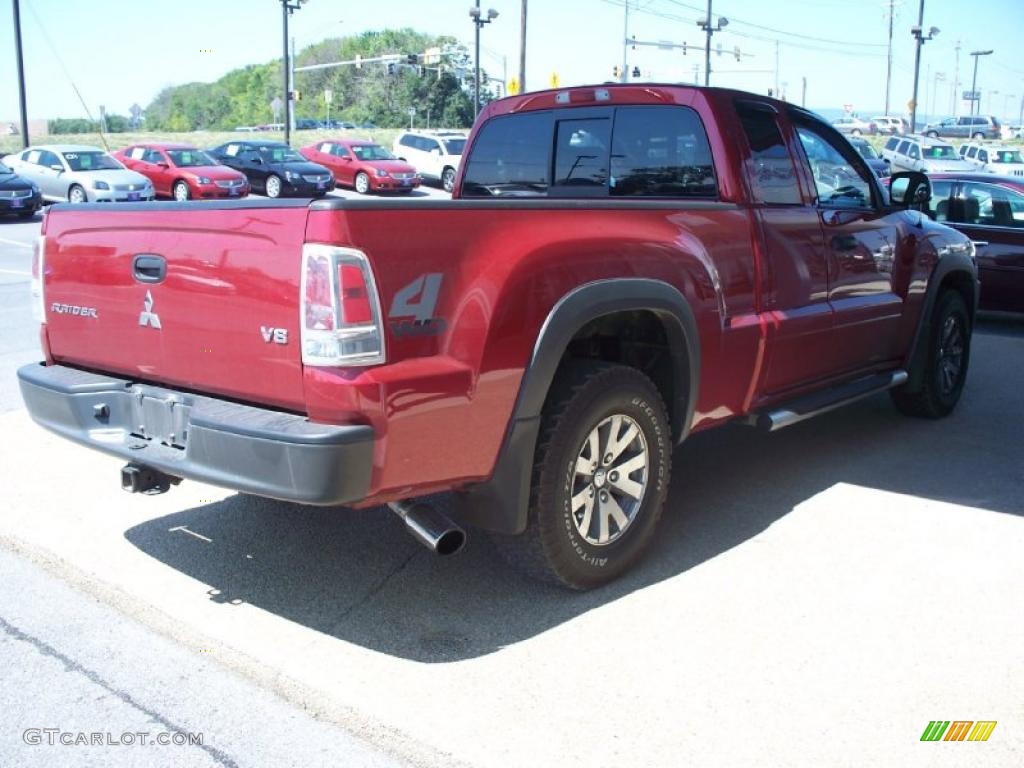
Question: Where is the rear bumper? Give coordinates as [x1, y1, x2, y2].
[17, 363, 374, 506]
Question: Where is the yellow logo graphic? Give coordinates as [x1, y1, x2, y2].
[921, 720, 997, 742]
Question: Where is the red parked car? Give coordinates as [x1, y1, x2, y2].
[115, 143, 249, 201]
[299, 139, 420, 194]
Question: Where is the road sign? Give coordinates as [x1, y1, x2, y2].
[407, 106, 417, 115]
[508, 77, 520, 95]
[963, 90, 980, 101]
[907, 98, 916, 111]
[355, 54, 362, 70]
[323, 89, 333, 104]
[270, 96, 283, 120]
[549, 72, 560, 88]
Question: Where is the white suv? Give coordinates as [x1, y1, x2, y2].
[392, 131, 467, 192]
[958, 142, 1024, 176]
[881, 135, 974, 173]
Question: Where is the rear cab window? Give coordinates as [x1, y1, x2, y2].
[461, 105, 718, 199]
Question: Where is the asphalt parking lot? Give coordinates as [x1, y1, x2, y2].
[1, 207, 1022, 766]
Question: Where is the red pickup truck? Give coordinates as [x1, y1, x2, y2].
[19, 85, 978, 589]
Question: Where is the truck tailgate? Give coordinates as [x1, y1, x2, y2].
[42, 203, 310, 412]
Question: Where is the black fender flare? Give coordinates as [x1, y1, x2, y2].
[902, 248, 979, 392]
[452, 278, 701, 535]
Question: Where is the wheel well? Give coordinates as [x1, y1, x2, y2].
[557, 310, 678, 434]
[939, 270, 976, 317]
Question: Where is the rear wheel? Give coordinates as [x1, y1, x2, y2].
[68, 185, 87, 204]
[973, 131, 985, 140]
[441, 167, 456, 193]
[173, 180, 190, 201]
[265, 174, 282, 198]
[354, 172, 371, 195]
[891, 290, 971, 418]
[494, 361, 671, 589]
[852, 129, 862, 136]
[926, 130, 938, 138]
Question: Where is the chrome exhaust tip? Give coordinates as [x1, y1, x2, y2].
[388, 500, 466, 556]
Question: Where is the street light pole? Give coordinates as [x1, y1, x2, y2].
[909, 0, 938, 133]
[696, 0, 728, 88]
[11, 0, 30, 148]
[280, 0, 305, 146]
[969, 50, 993, 117]
[469, 2, 499, 120]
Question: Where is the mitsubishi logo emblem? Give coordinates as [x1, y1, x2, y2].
[138, 290, 162, 329]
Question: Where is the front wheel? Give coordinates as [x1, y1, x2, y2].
[494, 361, 671, 589]
[265, 174, 282, 198]
[354, 172, 371, 195]
[173, 180, 190, 201]
[441, 167, 456, 193]
[973, 132, 985, 140]
[891, 290, 971, 419]
[852, 129, 862, 136]
[926, 130, 938, 138]
[68, 185, 87, 204]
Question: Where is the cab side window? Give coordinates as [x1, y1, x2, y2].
[794, 122, 873, 209]
[962, 181, 1024, 228]
[735, 102, 802, 205]
[929, 181, 956, 221]
[609, 106, 716, 198]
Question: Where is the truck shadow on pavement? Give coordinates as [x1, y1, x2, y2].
[124, 323, 1023, 663]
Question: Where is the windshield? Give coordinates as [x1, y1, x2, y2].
[443, 138, 466, 155]
[258, 146, 305, 163]
[992, 149, 1023, 164]
[62, 151, 122, 171]
[853, 142, 879, 159]
[923, 145, 957, 159]
[350, 144, 394, 161]
[167, 149, 217, 167]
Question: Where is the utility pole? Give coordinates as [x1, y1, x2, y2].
[290, 35, 297, 134]
[951, 40, 960, 116]
[519, 0, 527, 91]
[885, 0, 894, 115]
[802, 76, 807, 108]
[11, 0, 30, 148]
[621, 0, 629, 83]
[774, 40, 780, 98]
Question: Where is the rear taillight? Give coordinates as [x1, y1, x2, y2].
[300, 244, 385, 367]
[30, 235, 45, 323]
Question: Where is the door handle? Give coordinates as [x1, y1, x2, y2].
[132, 254, 166, 284]
[971, 240, 989, 248]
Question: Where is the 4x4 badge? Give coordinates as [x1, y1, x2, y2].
[138, 290, 162, 329]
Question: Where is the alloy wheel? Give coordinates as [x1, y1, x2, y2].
[570, 414, 649, 546]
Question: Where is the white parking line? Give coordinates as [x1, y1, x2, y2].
[0, 237, 32, 249]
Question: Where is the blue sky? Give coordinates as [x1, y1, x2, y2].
[2, 0, 1023, 123]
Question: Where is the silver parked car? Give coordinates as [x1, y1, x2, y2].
[5, 144, 154, 203]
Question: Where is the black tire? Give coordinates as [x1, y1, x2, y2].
[494, 361, 671, 589]
[926, 130, 938, 138]
[891, 290, 971, 419]
[441, 167, 456, 193]
[973, 132, 985, 140]
[68, 185, 87, 204]
[354, 172, 371, 195]
[852, 129, 862, 136]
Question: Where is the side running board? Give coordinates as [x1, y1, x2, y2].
[751, 369, 908, 432]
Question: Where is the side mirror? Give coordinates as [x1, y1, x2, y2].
[889, 171, 931, 210]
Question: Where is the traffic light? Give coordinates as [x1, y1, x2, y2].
[290, 90, 302, 101]
[734, 46, 741, 61]
[631, 66, 641, 79]
[682, 42, 687, 55]
[406, 53, 419, 65]
[387, 62, 396, 75]
[613, 65, 620, 79]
